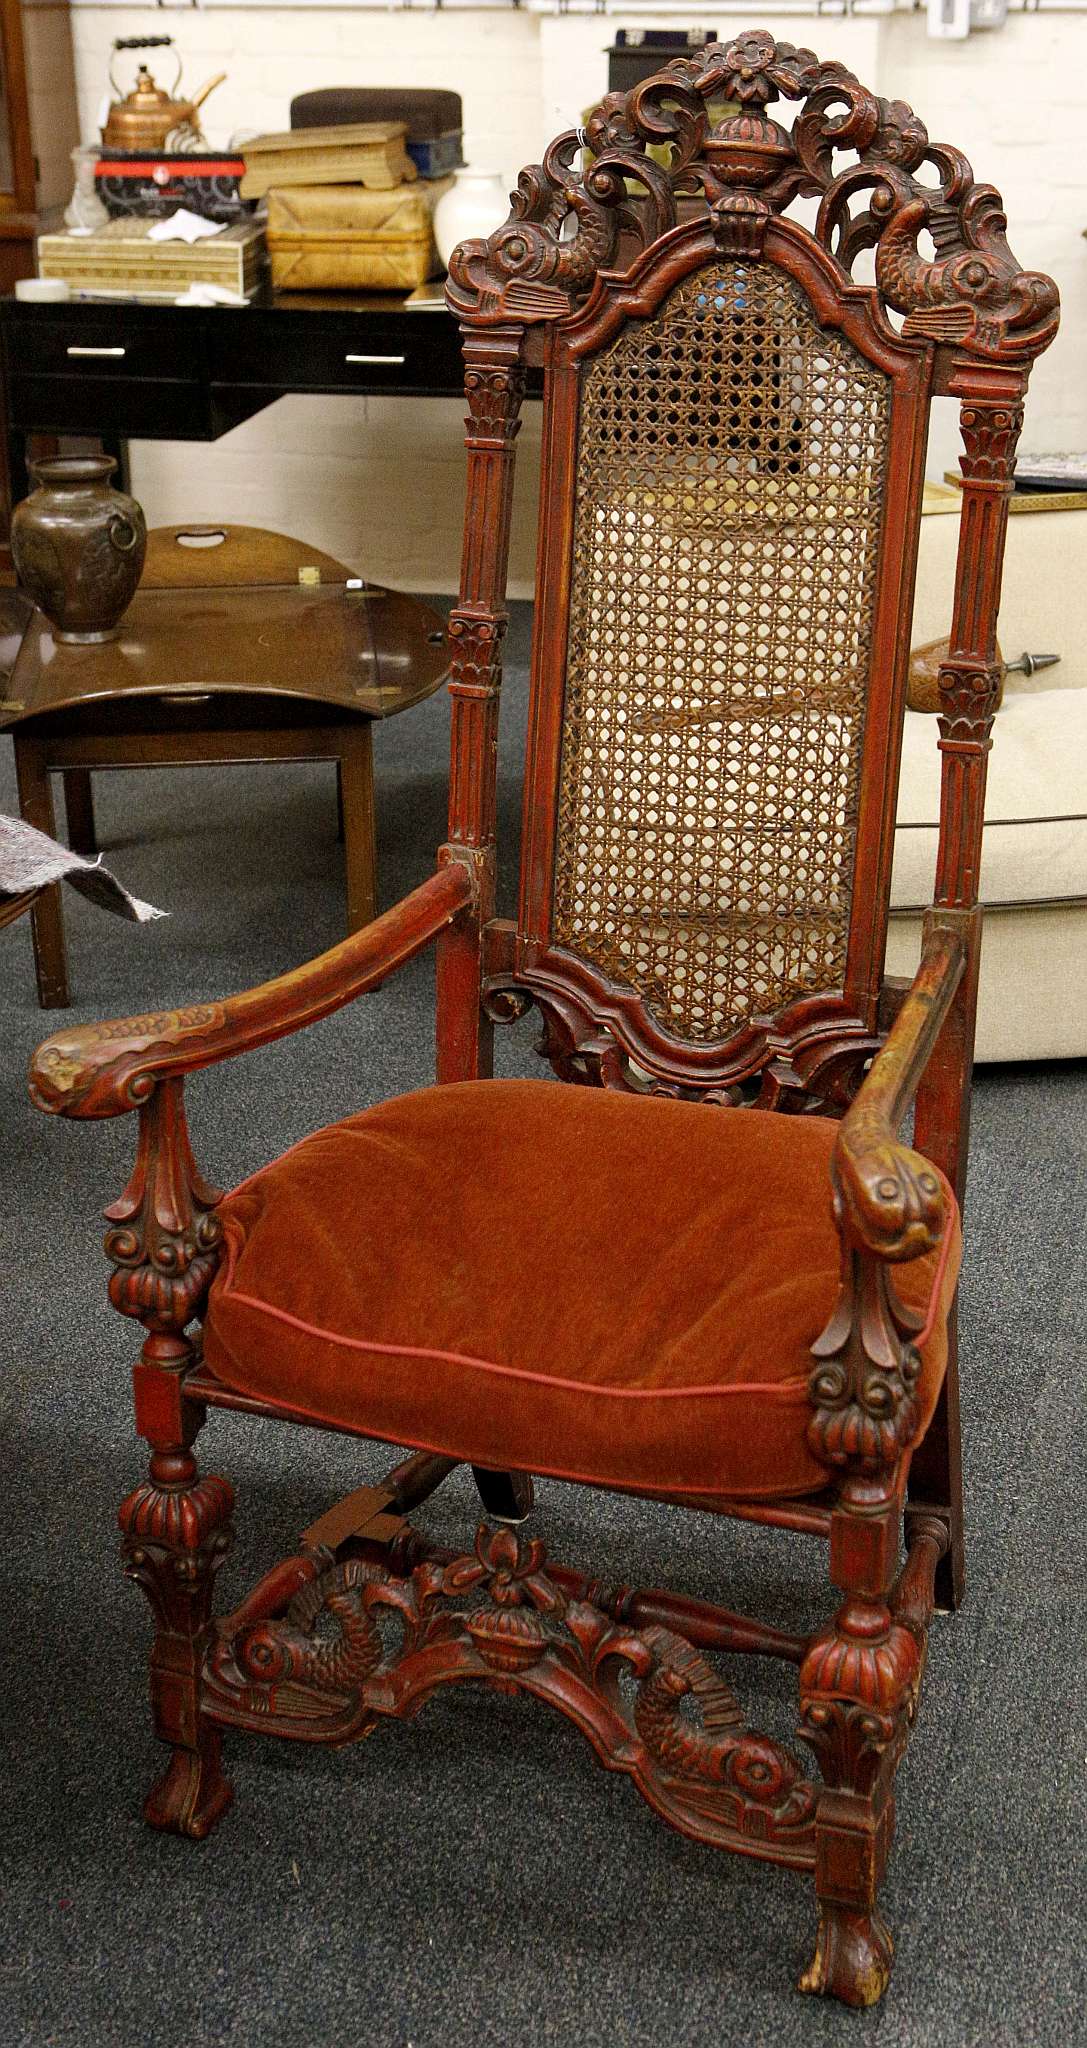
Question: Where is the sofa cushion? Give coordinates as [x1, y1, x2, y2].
[202, 1080, 960, 1503]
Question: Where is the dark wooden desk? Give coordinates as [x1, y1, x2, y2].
[0, 286, 543, 514]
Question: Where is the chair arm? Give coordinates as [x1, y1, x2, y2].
[833, 919, 966, 1262]
[29, 864, 473, 1122]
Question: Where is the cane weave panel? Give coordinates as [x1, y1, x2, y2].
[553, 262, 892, 1044]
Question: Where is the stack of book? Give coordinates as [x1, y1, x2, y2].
[245, 121, 450, 291]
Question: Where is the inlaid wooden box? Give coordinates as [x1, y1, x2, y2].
[37, 219, 267, 302]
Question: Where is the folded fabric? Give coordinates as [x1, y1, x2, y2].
[0, 814, 165, 922]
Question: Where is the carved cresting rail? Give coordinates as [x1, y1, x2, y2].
[445, 29, 1057, 355]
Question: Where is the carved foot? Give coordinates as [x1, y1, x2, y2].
[144, 1731, 233, 1840]
[798, 1903, 894, 2008]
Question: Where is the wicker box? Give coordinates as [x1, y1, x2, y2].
[37, 219, 266, 303]
[266, 180, 450, 292]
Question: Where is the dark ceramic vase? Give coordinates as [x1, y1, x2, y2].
[10, 454, 147, 643]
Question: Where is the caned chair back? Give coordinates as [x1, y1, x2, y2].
[444, 33, 1057, 1107]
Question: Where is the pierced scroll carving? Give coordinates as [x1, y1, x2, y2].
[447, 31, 1057, 365]
[204, 1522, 818, 1864]
[483, 971, 881, 1115]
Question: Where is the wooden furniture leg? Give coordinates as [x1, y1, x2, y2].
[120, 1338, 235, 1839]
[798, 1514, 944, 2007]
[339, 722, 377, 930]
[63, 768, 97, 855]
[14, 729, 69, 1007]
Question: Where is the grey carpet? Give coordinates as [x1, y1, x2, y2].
[1, 601, 1084, 2048]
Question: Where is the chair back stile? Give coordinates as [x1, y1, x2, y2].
[439, 33, 1058, 1142]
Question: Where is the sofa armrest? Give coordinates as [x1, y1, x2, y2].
[29, 865, 473, 1121]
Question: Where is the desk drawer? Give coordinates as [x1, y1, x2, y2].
[208, 316, 465, 396]
[7, 373, 212, 441]
[4, 310, 192, 383]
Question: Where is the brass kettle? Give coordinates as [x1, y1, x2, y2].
[101, 36, 226, 152]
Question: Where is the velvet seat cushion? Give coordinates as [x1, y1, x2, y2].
[202, 1079, 961, 1502]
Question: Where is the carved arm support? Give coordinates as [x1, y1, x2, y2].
[832, 915, 966, 1263]
[29, 864, 474, 1122]
[808, 915, 966, 1510]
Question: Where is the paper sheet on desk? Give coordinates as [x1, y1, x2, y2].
[174, 283, 251, 307]
[147, 209, 227, 245]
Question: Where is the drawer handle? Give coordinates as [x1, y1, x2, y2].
[344, 352, 405, 366]
[66, 345, 127, 359]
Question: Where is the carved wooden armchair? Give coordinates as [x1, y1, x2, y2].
[30, 35, 1056, 2010]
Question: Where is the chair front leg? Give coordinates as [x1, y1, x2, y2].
[796, 1569, 917, 2003]
[798, 1240, 937, 2005]
[119, 1342, 235, 1838]
[106, 1078, 235, 1836]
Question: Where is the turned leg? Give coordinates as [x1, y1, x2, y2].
[119, 1339, 234, 1839]
[797, 1588, 911, 2006]
[797, 1515, 944, 2007]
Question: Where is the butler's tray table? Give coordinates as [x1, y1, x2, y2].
[4, 547, 449, 1007]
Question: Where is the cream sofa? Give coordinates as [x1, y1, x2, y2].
[891, 504, 1087, 1062]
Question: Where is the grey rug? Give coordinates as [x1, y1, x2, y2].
[2, 602, 1083, 2048]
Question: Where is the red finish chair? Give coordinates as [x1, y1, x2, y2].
[31, 34, 1057, 2008]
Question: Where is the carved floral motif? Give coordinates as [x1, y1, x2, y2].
[807, 1246, 924, 1478]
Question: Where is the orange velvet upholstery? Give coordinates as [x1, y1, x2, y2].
[202, 1080, 960, 1502]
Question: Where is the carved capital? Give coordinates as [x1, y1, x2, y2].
[936, 659, 1002, 747]
[958, 400, 1024, 482]
[102, 1079, 223, 1335]
[447, 609, 507, 696]
[463, 363, 526, 443]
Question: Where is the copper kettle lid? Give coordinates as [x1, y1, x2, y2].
[122, 63, 180, 113]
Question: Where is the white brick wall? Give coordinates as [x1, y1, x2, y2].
[67, 7, 1087, 593]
